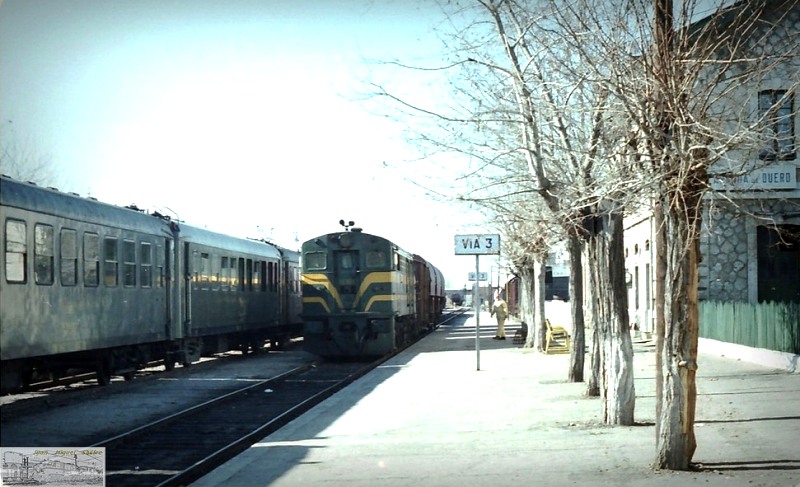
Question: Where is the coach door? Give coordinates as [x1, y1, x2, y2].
[163, 237, 173, 338]
[183, 242, 192, 333]
[281, 261, 290, 324]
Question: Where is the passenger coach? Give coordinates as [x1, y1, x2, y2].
[0, 176, 301, 393]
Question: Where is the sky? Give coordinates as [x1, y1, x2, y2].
[0, 0, 502, 290]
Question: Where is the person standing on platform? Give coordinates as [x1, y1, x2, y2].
[490, 292, 508, 340]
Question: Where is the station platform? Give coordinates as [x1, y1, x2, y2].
[192, 311, 800, 487]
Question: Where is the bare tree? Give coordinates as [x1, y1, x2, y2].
[368, 0, 797, 465]
[368, 0, 638, 418]
[0, 121, 57, 186]
[499, 215, 553, 350]
[563, 0, 799, 468]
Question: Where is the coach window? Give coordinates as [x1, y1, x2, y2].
[253, 260, 261, 290]
[60, 228, 78, 286]
[246, 258, 253, 291]
[273, 261, 280, 292]
[238, 258, 245, 291]
[260, 261, 268, 292]
[104, 237, 119, 286]
[220, 257, 229, 290]
[155, 244, 164, 288]
[4, 219, 26, 283]
[84, 233, 99, 287]
[199, 252, 210, 289]
[122, 240, 136, 287]
[230, 258, 238, 290]
[34, 224, 54, 285]
[211, 253, 220, 290]
[140, 242, 152, 288]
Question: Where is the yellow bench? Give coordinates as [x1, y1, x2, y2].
[545, 319, 571, 354]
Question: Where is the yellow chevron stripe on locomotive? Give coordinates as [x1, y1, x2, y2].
[301, 271, 401, 313]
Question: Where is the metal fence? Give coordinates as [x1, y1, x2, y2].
[699, 301, 800, 354]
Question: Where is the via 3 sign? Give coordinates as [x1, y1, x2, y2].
[454, 234, 501, 255]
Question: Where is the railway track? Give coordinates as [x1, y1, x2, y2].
[4, 340, 299, 399]
[93, 360, 380, 487]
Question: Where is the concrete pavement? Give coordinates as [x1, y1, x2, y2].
[192, 311, 800, 487]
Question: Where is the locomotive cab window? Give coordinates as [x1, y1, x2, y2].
[366, 250, 387, 269]
[34, 224, 54, 285]
[4, 219, 27, 283]
[304, 251, 326, 271]
[338, 252, 355, 270]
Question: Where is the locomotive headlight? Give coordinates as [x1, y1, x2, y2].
[340, 322, 357, 332]
[339, 233, 352, 248]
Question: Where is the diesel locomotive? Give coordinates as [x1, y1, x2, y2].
[0, 175, 302, 394]
[301, 226, 445, 358]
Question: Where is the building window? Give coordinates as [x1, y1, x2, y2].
[60, 228, 78, 286]
[84, 233, 100, 287]
[4, 219, 27, 283]
[759, 90, 795, 161]
[34, 224, 54, 285]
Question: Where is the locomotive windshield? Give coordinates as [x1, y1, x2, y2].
[365, 250, 387, 269]
[304, 251, 326, 271]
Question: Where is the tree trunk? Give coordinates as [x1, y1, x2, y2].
[567, 234, 585, 382]
[520, 265, 537, 349]
[535, 257, 547, 352]
[588, 207, 636, 424]
[586, 241, 601, 397]
[654, 196, 702, 469]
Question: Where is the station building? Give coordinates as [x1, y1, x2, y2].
[624, 2, 799, 349]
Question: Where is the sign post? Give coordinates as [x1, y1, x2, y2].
[455, 234, 501, 371]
